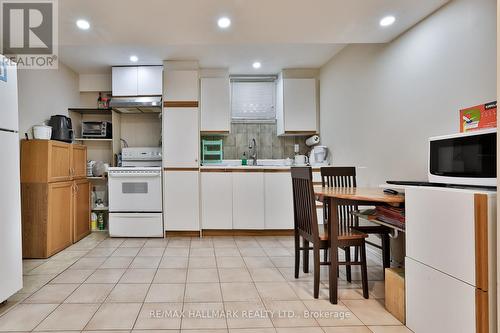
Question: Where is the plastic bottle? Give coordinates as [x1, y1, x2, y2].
[97, 213, 105, 230]
[242, 152, 247, 166]
[91, 212, 97, 230]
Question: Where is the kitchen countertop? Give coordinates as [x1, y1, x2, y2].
[199, 165, 322, 172]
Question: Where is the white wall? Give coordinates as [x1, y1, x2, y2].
[18, 62, 80, 137]
[320, 0, 496, 186]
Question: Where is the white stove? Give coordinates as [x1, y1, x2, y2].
[108, 147, 163, 237]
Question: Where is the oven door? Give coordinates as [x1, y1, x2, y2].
[108, 169, 162, 212]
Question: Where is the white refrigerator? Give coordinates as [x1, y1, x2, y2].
[0, 55, 23, 303]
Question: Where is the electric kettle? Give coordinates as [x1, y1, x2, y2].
[48, 115, 73, 142]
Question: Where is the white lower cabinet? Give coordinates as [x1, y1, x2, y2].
[264, 173, 294, 229]
[232, 172, 265, 229]
[201, 172, 232, 229]
[406, 257, 476, 333]
[163, 171, 200, 231]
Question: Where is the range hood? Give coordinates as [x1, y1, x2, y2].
[109, 96, 162, 114]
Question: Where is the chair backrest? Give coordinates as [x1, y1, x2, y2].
[321, 166, 358, 232]
[321, 166, 357, 188]
[291, 167, 320, 242]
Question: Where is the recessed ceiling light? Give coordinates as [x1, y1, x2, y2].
[217, 17, 231, 29]
[129, 55, 138, 62]
[252, 62, 261, 69]
[76, 19, 90, 30]
[379, 16, 396, 27]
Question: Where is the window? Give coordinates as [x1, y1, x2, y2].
[231, 77, 276, 122]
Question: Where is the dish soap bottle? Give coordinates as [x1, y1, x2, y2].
[241, 152, 247, 166]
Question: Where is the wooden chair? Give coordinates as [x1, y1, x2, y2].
[291, 167, 369, 299]
[321, 166, 391, 282]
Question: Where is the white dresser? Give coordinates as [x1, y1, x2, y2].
[405, 186, 497, 333]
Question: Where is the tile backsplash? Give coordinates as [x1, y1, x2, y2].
[202, 122, 310, 160]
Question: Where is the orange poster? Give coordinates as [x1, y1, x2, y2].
[460, 101, 497, 132]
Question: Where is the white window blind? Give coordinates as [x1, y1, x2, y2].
[231, 81, 276, 121]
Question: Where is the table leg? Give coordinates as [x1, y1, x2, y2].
[329, 197, 339, 304]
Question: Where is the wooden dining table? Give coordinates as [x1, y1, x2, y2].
[314, 186, 405, 304]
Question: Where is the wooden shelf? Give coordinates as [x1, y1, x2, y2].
[351, 211, 405, 233]
[74, 138, 113, 142]
[69, 108, 112, 115]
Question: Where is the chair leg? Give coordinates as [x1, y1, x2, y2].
[354, 246, 359, 262]
[345, 247, 352, 283]
[294, 233, 300, 279]
[382, 233, 391, 271]
[323, 248, 328, 263]
[303, 239, 309, 273]
[359, 242, 369, 299]
[313, 244, 320, 298]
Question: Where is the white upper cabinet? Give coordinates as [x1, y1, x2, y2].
[112, 66, 162, 96]
[276, 75, 318, 135]
[163, 107, 199, 167]
[138, 66, 163, 95]
[164, 70, 199, 101]
[112, 67, 138, 96]
[200, 77, 230, 133]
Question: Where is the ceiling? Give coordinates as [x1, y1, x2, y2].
[58, 0, 449, 74]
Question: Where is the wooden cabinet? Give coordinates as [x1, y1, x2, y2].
[47, 182, 73, 255]
[22, 181, 73, 258]
[232, 172, 265, 229]
[276, 76, 318, 136]
[200, 77, 230, 133]
[201, 172, 233, 229]
[112, 66, 138, 96]
[73, 179, 90, 242]
[163, 70, 199, 101]
[264, 172, 294, 229]
[21, 140, 71, 183]
[163, 107, 199, 167]
[21, 140, 90, 258]
[163, 171, 200, 231]
[71, 144, 87, 179]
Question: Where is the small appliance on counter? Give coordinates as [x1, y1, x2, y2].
[309, 145, 329, 166]
[48, 115, 73, 142]
[82, 121, 112, 138]
[32, 124, 52, 140]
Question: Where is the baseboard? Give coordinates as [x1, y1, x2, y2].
[165, 231, 201, 237]
[203, 229, 294, 237]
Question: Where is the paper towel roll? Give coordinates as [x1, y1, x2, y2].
[305, 135, 320, 147]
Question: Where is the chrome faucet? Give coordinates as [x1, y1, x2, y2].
[248, 138, 257, 166]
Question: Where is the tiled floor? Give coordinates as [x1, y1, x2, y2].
[0, 233, 411, 333]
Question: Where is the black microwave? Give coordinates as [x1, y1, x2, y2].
[428, 128, 496, 187]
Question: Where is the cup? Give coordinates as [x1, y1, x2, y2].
[294, 155, 308, 166]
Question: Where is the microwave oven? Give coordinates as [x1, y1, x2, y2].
[82, 121, 112, 138]
[428, 128, 496, 187]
